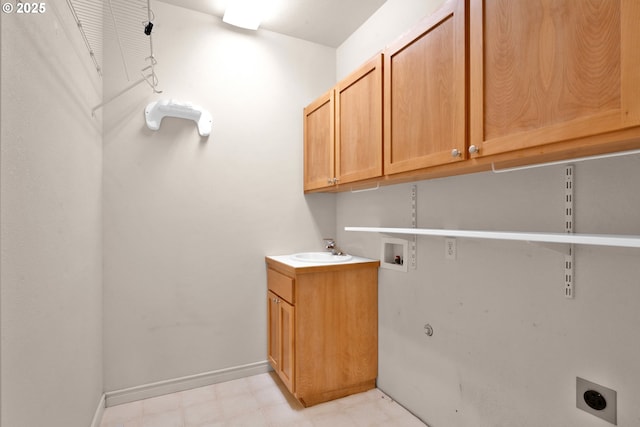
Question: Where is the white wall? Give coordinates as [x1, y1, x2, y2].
[102, 2, 337, 392]
[5, 2, 638, 426]
[337, 2, 640, 426]
[337, 0, 445, 79]
[0, 1, 103, 426]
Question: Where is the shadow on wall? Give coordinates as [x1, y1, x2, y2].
[304, 192, 338, 248]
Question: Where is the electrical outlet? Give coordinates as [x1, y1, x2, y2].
[576, 377, 617, 425]
[445, 238, 456, 260]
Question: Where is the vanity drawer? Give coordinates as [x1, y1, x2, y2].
[267, 268, 294, 303]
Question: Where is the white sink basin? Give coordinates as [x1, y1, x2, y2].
[290, 252, 353, 263]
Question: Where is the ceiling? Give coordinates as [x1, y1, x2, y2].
[155, 0, 387, 47]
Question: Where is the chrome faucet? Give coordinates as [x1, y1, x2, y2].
[323, 238, 345, 256]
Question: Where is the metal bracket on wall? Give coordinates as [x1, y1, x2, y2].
[564, 165, 575, 298]
[531, 165, 575, 298]
[410, 184, 417, 269]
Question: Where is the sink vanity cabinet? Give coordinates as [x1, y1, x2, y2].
[265, 255, 380, 407]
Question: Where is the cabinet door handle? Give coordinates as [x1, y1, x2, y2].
[468, 145, 480, 155]
[451, 148, 461, 157]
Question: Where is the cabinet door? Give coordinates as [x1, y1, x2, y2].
[335, 54, 383, 184]
[383, 0, 467, 175]
[304, 90, 335, 191]
[267, 290, 295, 392]
[470, 0, 640, 157]
[278, 298, 295, 392]
[267, 291, 280, 371]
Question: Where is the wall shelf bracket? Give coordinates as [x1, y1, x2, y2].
[410, 184, 417, 269]
[564, 165, 575, 298]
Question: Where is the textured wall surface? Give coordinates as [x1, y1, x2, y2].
[0, 1, 104, 426]
[102, 2, 337, 392]
[337, 2, 640, 425]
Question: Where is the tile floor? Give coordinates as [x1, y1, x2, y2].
[100, 372, 427, 427]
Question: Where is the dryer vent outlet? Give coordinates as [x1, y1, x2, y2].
[576, 377, 617, 425]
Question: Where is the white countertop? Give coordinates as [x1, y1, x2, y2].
[266, 254, 378, 268]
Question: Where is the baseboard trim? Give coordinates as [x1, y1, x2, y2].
[105, 360, 271, 407]
[90, 393, 106, 427]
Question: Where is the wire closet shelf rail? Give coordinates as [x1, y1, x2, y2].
[65, 0, 162, 115]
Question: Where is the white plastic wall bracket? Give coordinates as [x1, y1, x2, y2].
[145, 99, 212, 137]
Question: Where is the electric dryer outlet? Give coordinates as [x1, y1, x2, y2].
[576, 377, 617, 425]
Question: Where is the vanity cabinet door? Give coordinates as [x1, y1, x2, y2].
[278, 298, 295, 392]
[383, 0, 467, 175]
[267, 291, 280, 371]
[267, 289, 295, 392]
[469, 0, 640, 157]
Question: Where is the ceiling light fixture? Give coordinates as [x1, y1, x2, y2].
[223, 0, 265, 30]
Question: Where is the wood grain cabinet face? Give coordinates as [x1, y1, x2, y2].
[335, 54, 383, 184]
[267, 291, 279, 370]
[277, 296, 295, 391]
[303, 90, 335, 191]
[267, 269, 295, 392]
[304, 55, 383, 192]
[383, 0, 467, 175]
[267, 290, 295, 393]
[266, 261, 379, 407]
[304, 0, 640, 191]
[470, 0, 640, 157]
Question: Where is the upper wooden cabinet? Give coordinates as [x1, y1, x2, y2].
[383, 0, 467, 175]
[303, 55, 383, 192]
[336, 54, 383, 184]
[469, 0, 640, 158]
[303, 0, 640, 192]
[303, 90, 334, 192]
